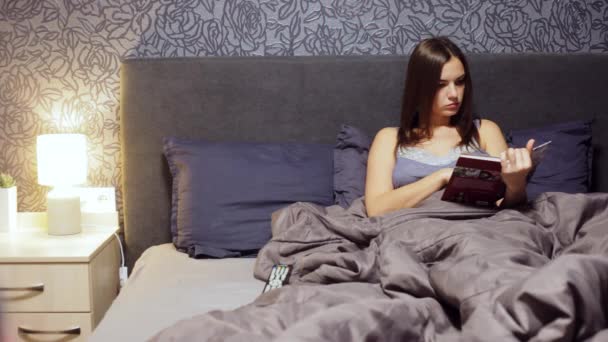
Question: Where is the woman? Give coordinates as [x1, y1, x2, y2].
[365, 37, 534, 217]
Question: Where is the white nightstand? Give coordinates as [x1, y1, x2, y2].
[0, 213, 120, 341]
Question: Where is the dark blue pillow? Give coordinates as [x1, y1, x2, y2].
[164, 137, 334, 258]
[507, 120, 593, 201]
[333, 124, 372, 208]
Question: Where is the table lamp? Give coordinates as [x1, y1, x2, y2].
[36, 134, 87, 235]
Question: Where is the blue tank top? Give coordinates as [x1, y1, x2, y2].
[392, 121, 490, 188]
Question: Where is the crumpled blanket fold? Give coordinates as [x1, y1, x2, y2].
[149, 191, 608, 342]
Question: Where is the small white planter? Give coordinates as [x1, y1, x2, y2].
[0, 186, 17, 232]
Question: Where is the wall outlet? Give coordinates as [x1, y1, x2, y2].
[79, 187, 116, 213]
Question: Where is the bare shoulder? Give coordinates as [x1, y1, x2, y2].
[478, 119, 503, 134]
[370, 127, 399, 156]
[373, 127, 399, 143]
[477, 119, 508, 154]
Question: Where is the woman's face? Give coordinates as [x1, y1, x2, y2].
[431, 56, 466, 121]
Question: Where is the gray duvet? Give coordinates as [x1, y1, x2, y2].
[150, 191, 608, 341]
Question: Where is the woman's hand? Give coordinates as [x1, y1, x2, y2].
[437, 167, 454, 186]
[500, 139, 535, 191]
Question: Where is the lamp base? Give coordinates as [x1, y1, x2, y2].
[47, 190, 81, 235]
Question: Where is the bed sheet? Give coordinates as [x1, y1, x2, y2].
[90, 243, 264, 341]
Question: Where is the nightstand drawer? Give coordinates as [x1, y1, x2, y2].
[4, 312, 92, 342]
[0, 263, 90, 312]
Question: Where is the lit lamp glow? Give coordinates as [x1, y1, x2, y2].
[37, 134, 87, 235]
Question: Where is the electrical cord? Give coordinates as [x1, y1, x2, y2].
[114, 232, 128, 288]
[114, 232, 125, 267]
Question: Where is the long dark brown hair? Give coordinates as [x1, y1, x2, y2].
[397, 37, 479, 150]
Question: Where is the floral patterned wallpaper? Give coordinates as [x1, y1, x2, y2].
[1, 0, 607, 212]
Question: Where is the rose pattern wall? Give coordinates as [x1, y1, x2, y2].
[0, 0, 607, 212]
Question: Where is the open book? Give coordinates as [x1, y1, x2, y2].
[441, 141, 551, 207]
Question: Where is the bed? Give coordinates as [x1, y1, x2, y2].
[91, 54, 608, 341]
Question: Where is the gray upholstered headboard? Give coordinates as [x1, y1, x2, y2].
[120, 54, 608, 269]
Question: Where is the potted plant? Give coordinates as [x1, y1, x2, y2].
[0, 172, 17, 232]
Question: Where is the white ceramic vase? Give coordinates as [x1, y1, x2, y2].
[0, 186, 17, 232]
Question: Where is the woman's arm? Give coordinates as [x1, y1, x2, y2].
[478, 119, 534, 207]
[364, 127, 452, 217]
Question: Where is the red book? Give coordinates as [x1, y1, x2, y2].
[441, 154, 505, 207]
[441, 141, 551, 207]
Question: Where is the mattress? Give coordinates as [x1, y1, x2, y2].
[90, 243, 265, 341]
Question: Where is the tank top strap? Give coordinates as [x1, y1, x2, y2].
[474, 118, 481, 128]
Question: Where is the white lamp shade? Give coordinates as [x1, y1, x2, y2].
[37, 134, 88, 187]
